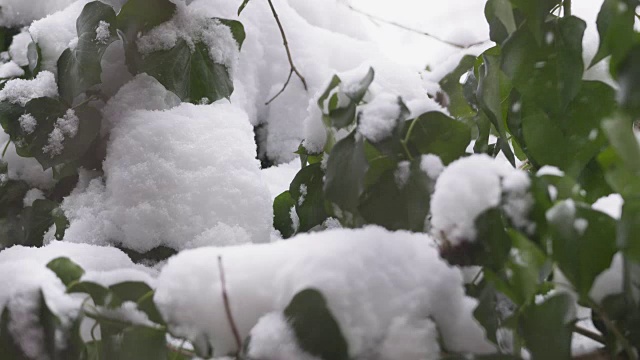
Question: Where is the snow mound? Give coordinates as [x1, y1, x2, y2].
[154, 226, 494, 358]
[431, 154, 532, 245]
[62, 102, 272, 252]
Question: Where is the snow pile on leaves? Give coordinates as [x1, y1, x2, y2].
[154, 226, 495, 358]
[61, 100, 272, 252]
[431, 154, 533, 246]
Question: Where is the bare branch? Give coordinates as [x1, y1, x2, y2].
[343, 3, 489, 49]
[217, 255, 243, 354]
[265, 0, 308, 104]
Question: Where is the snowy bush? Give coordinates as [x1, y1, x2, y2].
[0, 0, 640, 359]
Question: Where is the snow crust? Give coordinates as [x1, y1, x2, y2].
[154, 226, 495, 358]
[62, 102, 272, 252]
[431, 154, 531, 245]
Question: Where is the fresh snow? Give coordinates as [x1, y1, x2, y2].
[23, 188, 45, 207]
[358, 93, 402, 142]
[0, 71, 58, 106]
[18, 113, 37, 134]
[95, 20, 110, 43]
[154, 226, 495, 358]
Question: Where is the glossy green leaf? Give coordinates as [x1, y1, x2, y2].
[137, 39, 235, 104]
[284, 288, 349, 360]
[615, 44, 640, 117]
[68, 281, 109, 306]
[116, 0, 176, 42]
[324, 131, 368, 212]
[547, 200, 617, 298]
[46, 257, 85, 287]
[21, 199, 58, 247]
[402, 111, 471, 165]
[118, 326, 168, 360]
[501, 17, 586, 115]
[273, 190, 296, 238]
[521, 293, 574, 360]
[618, 197, 640, 262]
[290, 163, 327, 232]
[344, 67, 374, 103]
[509, 0, 561, 44]
[591, 0, 636, 68]
[57, 1, 118, 104]
[238, 0, 251, 15]
[503, 230, 547, 305]
[485, 0, 517, 44]
[440, 55, 477, 118]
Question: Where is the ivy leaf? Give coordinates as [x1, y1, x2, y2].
[477, 47, 515, 165]
[591, 0, 636, 68]
[501, 17, 586, 115]
[615, 44, 640, 117]
[137, 39, 235, 104]
[23, 98, 102, 170]
[238, 0, 251, 16]
[289, 163, 327, 232]
[67, 281, 109, 306]
[116, 0, 176, 43]
[521, 294, 574, 360]
[324, 131, 368, 213]
[600, 111, 640, 195]
[46, 257, 85, 287]
[0, 179, 29, 218]
[284, 288, 349, 360]
[439, 55, 477, 118]
[547, 200, 617, 298]
[345, 67, 374, 103]
[324, 68, 374, 130]
[57, 1, 118, 104]
[21, 199, 58, 247]
[118, 326, 168, 360]
[618, 197, 640, 263]
[509, 0, 561, 44]
[402, 111, 471, 165]
[485, 0, 517, 45]
[273, 190, 296, 239]
[216, 18, 246, 50]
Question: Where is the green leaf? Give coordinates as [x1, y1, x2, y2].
[68, 281, 109, 306]
[547, 200, 617, 298]
[345, 67, 374, 103]
[52, 208, 69, 241]
[591, 0, 636, 68]
[503, 230, 547, 305]
[57, 1, 118, 104]
[477, 48, 516, 165]
[472, 282, 502, 344]
[402, 111, 471, 165]
[21, 199, 58, 247]
[598, 146, 640, 196]
[273, 190, 296, 238]
[137, 39, 235, 104]
[284, 288, 349, 360]
[46, 257, 85, 287]
[317, 75, 341, 111]
[439, 55, 477, 118]
[618, 197, 640, 262]
[509, 0, 561, 44]
[0, 179, 29, 218]
[118, 326, 168, 360]
[238, 0, 251, 15]
[116, 0, 176, 43]
[22, 98, 102, 170]
[324, 131, 368, 213]
[501, 17, 586, 115]
[601, 111, 640, 180]
[485, 0, 517, 44]
[290, 163, 327, 232]
[615, 44, 640, 117]
[521, 293, 574, 360]
[216, 18, 246, 50]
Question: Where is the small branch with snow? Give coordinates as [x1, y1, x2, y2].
[217, 255, 243, 354]
[343, 3, 489, 49]
[264, 0, 308, 105]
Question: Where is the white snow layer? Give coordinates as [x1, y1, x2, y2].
[0, 0, 77, 27]
[0, 71, 58, 106]
[431, 154, 531, 245]
[62, 102, 272, 252]
[154, 226, 495, 358]
[358, 93, 402, 142]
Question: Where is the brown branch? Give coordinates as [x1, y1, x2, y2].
[218, 255, 243, 354]
[265, 69, 293, 105]
[265, 0, 308, 105]
[343, 3, 489, 49]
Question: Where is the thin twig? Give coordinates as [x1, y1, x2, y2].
[573, 324, 606, 345]
[265, 69, 293, 105]
[217, 255, 243, 354]
[265, 0, 308, 105]
[342, 3, 489, 49]
[167, 340, 196, 359]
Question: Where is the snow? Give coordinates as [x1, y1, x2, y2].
[394, 160, 410, 188]
[431, 154, 529, 245]
[592, 193, 624, 219]
[18, 113, 37, 134]
[43, 109, 79, 157]
[420, 154, 444, 180]
[537, 165, 565, 177]
[62, 102, 272, 252]
[260, 159, 300, 200]
[0, 0, 77, 27]
[0, 71, 58, 106]
[23, 188, 45, 207]
[154, 226, 494, 358]
[246, 312, 321, 360]
[358, 93, 402, 142]
[94, 20, 110, 44]
[8, 31, 32, 67]
[137, 4, 239, 72]
[0, 61, 24, 78]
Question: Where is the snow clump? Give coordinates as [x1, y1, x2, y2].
[357, 93, 402, 142]
[0, 71, 58, 106]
